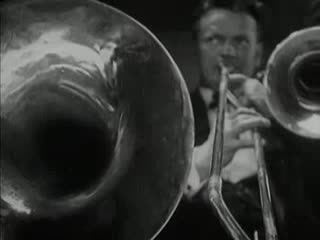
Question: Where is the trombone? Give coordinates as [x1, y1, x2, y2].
[207, 62, 278, 240]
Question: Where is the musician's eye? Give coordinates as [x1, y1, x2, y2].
[233, 36, 250, 48]
[203, 34, 225, 45]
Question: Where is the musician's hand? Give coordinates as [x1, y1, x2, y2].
[228, 74, 271, 117]
[222, 108, 270, 166]
[192, 109, 270, 186]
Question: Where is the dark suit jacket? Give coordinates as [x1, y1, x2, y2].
[156, 88, 264, 240]
[158, 87, 320, 240]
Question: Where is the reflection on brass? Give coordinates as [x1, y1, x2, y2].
[0, 1, 194, 239]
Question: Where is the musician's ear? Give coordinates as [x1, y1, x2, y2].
[254, 42, 263, 69]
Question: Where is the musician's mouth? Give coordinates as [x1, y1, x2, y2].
[224, 65, 236, 73]
[213, 64, 237, 74]
[215, 58, 239, 73]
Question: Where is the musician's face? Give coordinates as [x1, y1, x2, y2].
[198, 9, 262, 89]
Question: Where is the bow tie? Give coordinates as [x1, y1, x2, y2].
[208, 91, 220, 109]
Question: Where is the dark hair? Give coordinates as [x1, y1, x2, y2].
[304, 0, 320, 26]
[193, 0, 267, 41]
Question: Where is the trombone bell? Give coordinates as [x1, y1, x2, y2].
[264, 27, 320, 139]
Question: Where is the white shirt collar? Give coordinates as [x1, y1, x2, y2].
[199, 87, 214, 109]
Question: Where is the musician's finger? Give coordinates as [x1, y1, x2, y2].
[228, 73, 247, 83]
[243, 78, 265, 97]
[231, 138, 255, 150]
[232, 114, 259, 126]
[233, 110, 268, 124]
[232, 117, 270, 136]
[230, 107, 260, 118]
[246, 96, 272, 117]
[227, 74, 247, 92]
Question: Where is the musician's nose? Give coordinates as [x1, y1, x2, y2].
[221, 40, 237, 57]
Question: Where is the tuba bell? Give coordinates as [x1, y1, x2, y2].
[0, 0, 194, 239]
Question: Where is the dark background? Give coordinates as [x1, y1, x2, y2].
[102, 0, 318, 90]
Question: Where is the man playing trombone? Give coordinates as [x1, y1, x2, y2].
[157, 0, 273, 239]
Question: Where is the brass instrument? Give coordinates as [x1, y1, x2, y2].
[207, 62, 277, 240]
[1, 0, 320, 239]
[264, 27, 320, 139]
[0, 0, 194, 239]
[207, 26, 320, 240]
[207, 63, 252, 239]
